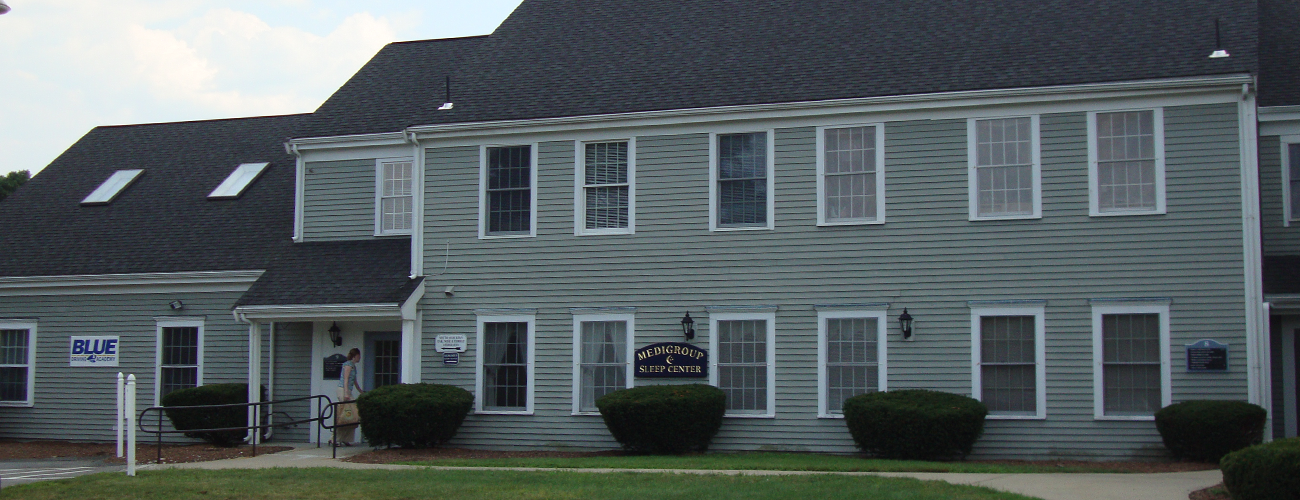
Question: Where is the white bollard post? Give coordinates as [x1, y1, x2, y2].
[116, 372, 124, 458]
[126, 374, 136, 477]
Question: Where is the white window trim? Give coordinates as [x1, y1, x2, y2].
[0, 321, 37, 407]
[374, 157, 415, 236]
[155, 318, 205, 406]
[816, 310, 887, 419]
[1087, 108, 1167, 217]
[1091, 303, 1172, 421]
[967, 115, 1043, 221]
[571, 313, 635, 415]
[573, 138, 637, 236]
[475, 313, 536, 415]
[709, 130, 776, 231]
[1280, 136, 1300, 226]
[816, 123, 887, 226]
[478, 144, 539, 239]
[970, 305, 1047, 420]
[708, 311, 777, 418]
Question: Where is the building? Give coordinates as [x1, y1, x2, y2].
[3, 0, 1298, 460]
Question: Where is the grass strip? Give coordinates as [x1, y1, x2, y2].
[395, 452, 1134, 473]
[0, 468, 1040, 500]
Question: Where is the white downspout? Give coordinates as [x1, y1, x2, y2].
[406, 130, 425, 278]
[1239, 83, 1270, 428]
[265, 322, 276, 441]
[233, 310, 263, 445]
[288, 142, 306, 243]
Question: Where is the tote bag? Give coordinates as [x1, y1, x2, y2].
[336, 402, 360, 426]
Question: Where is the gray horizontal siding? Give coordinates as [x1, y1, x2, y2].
[1259, 136, 1300, 255]
[267, 322, 313, 443]
[419, 102, 1251, 460]
[303, 159, 375, 241]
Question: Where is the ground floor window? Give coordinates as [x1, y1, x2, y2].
[572, 313, 633, 414]
[1091, 302, 1170, 419]
[817, 309, 886, 417]
[476, 313, 535, 414]
[709, 311, 776, 417]
[0, 322, 35, 406]
[156, 319, 203, 404]
[971, 304, 1046, 419]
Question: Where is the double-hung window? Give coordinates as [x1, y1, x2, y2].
[711, 131, 774, 230]
[817, 309, 886, 417]
[971, 305, 1046, 419]
[0, 322, 36, 407]
[1091, 302, 1171, 420]
[709, 310, 776, 417]
[376, 159, 413, 235]
[969, 116, 1041, 220]
[576, 140, 635, 235]
[1283, 141, 1300, 224]
[571, 313, 634, 414]
[481, 145, 537, 238]
[818, 125, 885, 225]
[1088, 109, 1165, 216]
[156, 319, 203, 404]
[476, 313, 535, 414]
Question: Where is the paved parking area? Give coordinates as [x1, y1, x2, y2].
[0, 457, 124, 488]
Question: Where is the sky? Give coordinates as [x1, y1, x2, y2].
[0, 0, 524, 177]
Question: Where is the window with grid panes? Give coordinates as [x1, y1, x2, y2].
[1101, 313, 1163, 416]
[979, 316, 1038, 415]
[379, 161, 413, 233]
[974, 117, 1035, 217]
[824, 318, 878, 414]
[716, 133, 768, 227]
[0, 329, 31, 403]
[583, 142, 630, 231]
[483, 322, 528, 411]
[372, 339, 401, 388]
[578, 321, 627, 412]
[822, 126, 879, 222]
[486, 146, 532, 235]
[160, 327, 199, 399]
[1289, 144, 1300, 219]
[1095, 111, 1158, 212]
[717, 319, 769, 413]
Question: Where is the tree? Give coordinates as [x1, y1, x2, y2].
[0, 170, 30, 202]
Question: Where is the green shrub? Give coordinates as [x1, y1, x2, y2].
[161, 383, 265, 447]
[596, 384, 725, 454]
[1221, 437, 1300, 500]
[1154, 400, 1266, 462]
[842, 390, 988, 460]
[356, 383, 473, 448]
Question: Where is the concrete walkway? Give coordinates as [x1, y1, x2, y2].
[163, 444, 1222, 500]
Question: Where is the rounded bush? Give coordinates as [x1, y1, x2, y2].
[161, 383, 265, 447]
[1154, 400, 1266, 462]
[356, 383, 473, 448]
[1221, 437, 1300, 500]
[595, 384, 725, 454]
[842, 390, 988, 460]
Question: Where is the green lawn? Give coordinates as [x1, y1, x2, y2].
[1, 468, 1039, 500]
[396, 452, 1132, 473]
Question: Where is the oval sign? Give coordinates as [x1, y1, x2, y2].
[634, 342, 708, 378]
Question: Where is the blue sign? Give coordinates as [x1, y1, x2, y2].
[1186, 339, 1228, 372]
[443, 352, 460, 365]
[70, 336, 119, 367]
[634, 342, 707, 378]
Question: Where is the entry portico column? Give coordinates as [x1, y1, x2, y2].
[247, 320, 262, 445]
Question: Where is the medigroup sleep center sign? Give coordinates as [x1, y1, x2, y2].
[70, 336, 120, 367]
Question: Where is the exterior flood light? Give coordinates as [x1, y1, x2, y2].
[0, 2, 10, 15]
[168, 300, 184, 310]
[681, 312, 696, 341]
[328, 322, 343, 347]
[899, 308, 914, 340]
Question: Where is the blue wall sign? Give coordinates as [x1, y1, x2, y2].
[443, 352, 460, 365]
[1185, 339, 1228, 372]
[634, 342, 707, 378]
[70, 336, 119, 367]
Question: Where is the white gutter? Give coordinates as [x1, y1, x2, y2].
[232, 303, 403, 321]
[0, 270, 263, 289]
[1259, 105, 1300, 122]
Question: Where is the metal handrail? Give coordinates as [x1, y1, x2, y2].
[138, 394, 334, 464]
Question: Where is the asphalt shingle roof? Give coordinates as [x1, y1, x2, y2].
[302, 0, 1261, 138]
[234, 239, 421, 307]
[1259, 0, 1300, 107]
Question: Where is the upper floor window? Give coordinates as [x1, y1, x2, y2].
[1091, 302, 1170, 420]
[0, 322, 35, 407]
[968, 116, 1041, 220]
[1088, 109, 1165, 216]
[576, 140, 635, 235]
[1284, 143, 1300, 224]
[156, 319, 203, 404]
[711, 131, 773, 230]
[481, 145, 537, 238]
[971, 305, 1046, 419]
[818, 125, 885, 225]
[377, 160, 413, 235]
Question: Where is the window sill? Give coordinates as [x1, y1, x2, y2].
[1089, 209, 1165, 217]
[1094, 415, 1155, 421]
[475, 410, 534, 416]
[0, 401, 34, 408]
[817, 413, 846, 419]
[987, 414, 1046, 420]
[712, 225, 774, 232]
[374, 232, 413, 238]
[724, 413, 775, 419]
[576, 229, 634, 237]
[480, 233, 535, 240]
[818, 219, 884, 227]
[969, 214, 1041, 222]
[571, 411, 601, 417]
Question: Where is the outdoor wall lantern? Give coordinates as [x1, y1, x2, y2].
[898, 309, 914, 340]
[681, 312, 696, 341]
[168, 300, 184, 310]
[328, 322, 343, 347]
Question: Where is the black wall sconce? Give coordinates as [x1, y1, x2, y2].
[328, 322, 343, 347]
[899, 309, 914, 340]
[681, 312, 696, 341]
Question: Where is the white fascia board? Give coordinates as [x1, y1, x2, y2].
[1259, 105, 1300, 122]
[405, 75, 1252, 141]
[232, 303, 402, 321]
[287, 131, 409, 151]
[0, 270, 263, 296]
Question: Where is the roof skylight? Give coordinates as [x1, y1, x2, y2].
[208, 162, 269, 199]
[81, 169, 144, 205]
